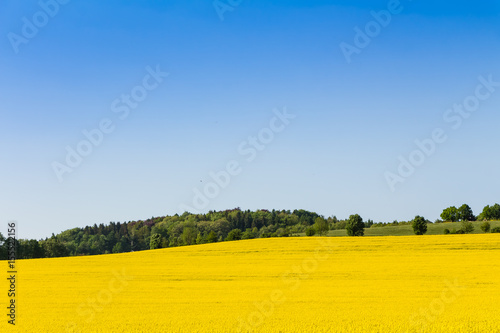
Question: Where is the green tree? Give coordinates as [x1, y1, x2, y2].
[42, 236, 69, 258]
[313, 217, 329, 236]
[225, 229, 242, 241]
[150, 233, 162, 250]
[112, 242, 123, 253]
[151, 222, 169, 239]
[411, 216, 428, 235]
[491, 204, 500, 219]
[458, 204, 475, 221]
[196, 233, 206, 244]
[180, 227, 198, 246]
[477, 204, 500, 221]
[241, 227, 259, 240]
[440, 206, 458, 222]
[206, 231, 218, 243]
[27, 239, 44, 258]
[346, 214, 364, 236]
[0, 232, 6, 259]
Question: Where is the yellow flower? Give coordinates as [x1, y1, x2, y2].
[2, 234, 499, 332]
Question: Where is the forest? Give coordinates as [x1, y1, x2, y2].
[1, 204, 499, 260]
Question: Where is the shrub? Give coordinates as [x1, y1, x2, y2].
[305, 227, 316, 236]
[443, 228, 450, 235]
[480, 222, 491, 233]
[491, 227, 500, 233]
[276, 227, 291, 237]
[460, 221, 474, 234]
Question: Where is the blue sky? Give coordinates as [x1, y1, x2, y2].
[1, 0, 499, 239]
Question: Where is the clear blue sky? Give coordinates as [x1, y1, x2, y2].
[1, 0, 499, 239]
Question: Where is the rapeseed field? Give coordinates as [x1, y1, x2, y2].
[2, 234, 499, 332]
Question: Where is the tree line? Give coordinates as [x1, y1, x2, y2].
[0, 203, 498, 259]
[0, 209, 328, 259]
[440, 203, 500, 222]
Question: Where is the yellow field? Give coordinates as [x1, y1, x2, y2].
[2, 234, 500, 332]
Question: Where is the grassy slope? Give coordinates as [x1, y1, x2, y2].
[324, 220, 500, 237]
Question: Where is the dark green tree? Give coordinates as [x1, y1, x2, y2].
[491, 204, 500, 219]
[150, 233, 162, 250]
[225, 229, 242, 241]
[206, 231, 218, 243]
[346, 214, 364, 236]
[411, 216, 428, 235]
[458, 204, 475, 221]
[25, 239, 44, 258]
[0, 232, 6, 259]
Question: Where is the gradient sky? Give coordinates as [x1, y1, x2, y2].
[1, 0, 499, 240]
